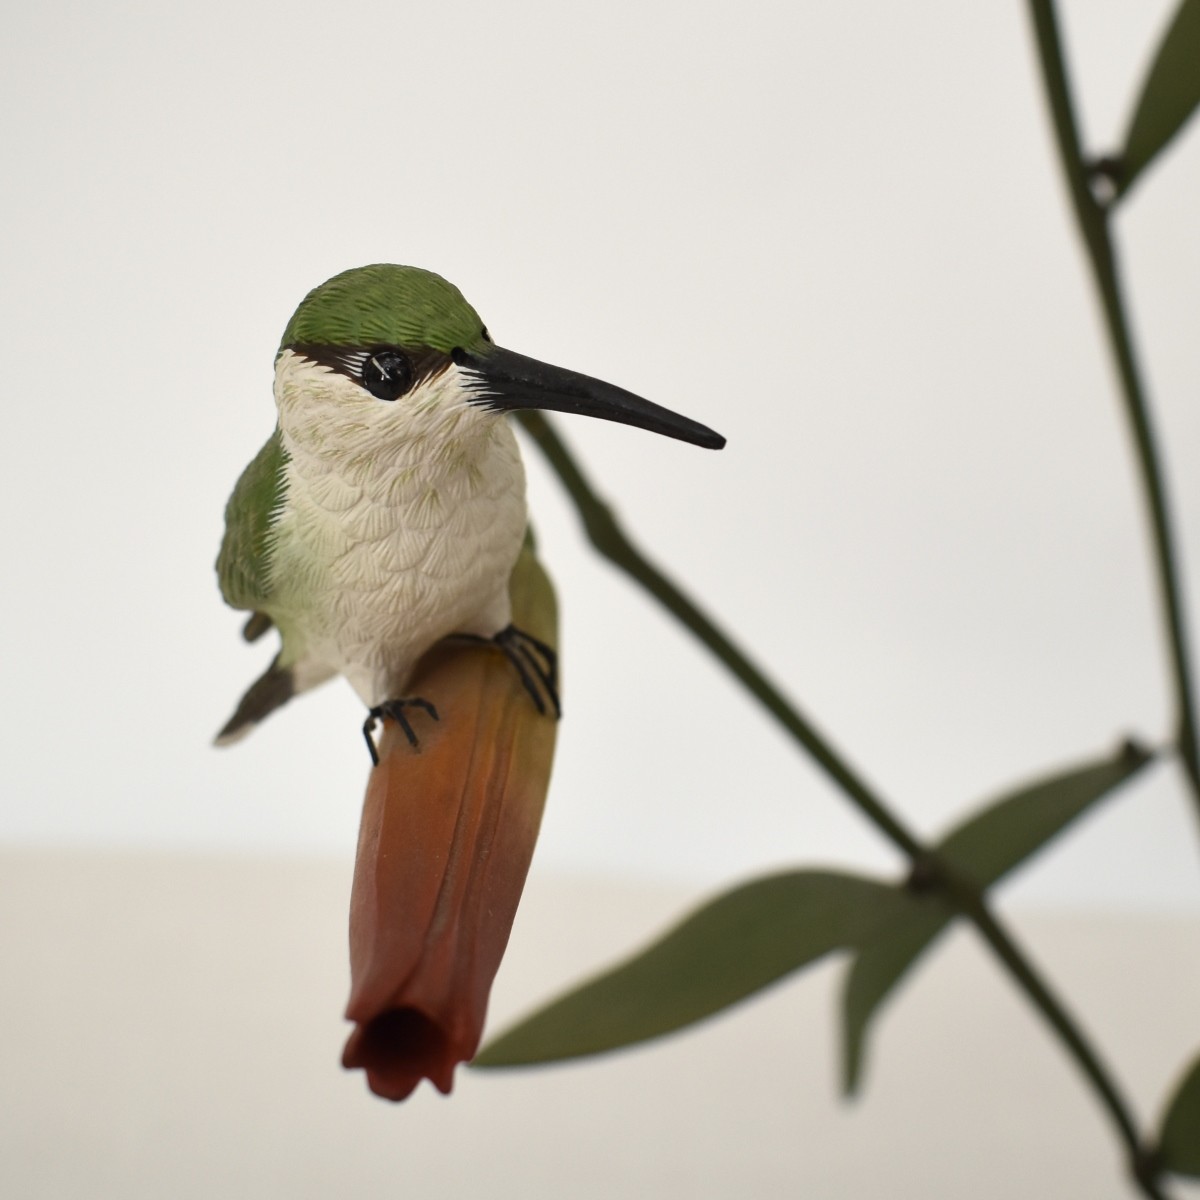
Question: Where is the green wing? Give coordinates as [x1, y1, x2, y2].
[216, 429, 288, 614]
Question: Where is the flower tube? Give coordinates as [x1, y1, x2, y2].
[342, 539, 558, 1100]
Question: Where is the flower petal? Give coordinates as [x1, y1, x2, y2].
[342, 542, 558, 1100]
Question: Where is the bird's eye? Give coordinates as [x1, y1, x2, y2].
[360, 348, 414, 401]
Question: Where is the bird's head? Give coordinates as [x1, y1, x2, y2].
[274, 264, 725, 456]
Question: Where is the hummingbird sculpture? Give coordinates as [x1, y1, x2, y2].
[215, 264, 724, 755]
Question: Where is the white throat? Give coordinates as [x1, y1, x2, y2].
[266, 350, 528, 705]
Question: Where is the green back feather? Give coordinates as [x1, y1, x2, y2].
[216, 429, 288, 612]
[280, 264, 489, 353]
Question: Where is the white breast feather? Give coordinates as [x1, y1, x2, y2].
[267, 351, 527, 706]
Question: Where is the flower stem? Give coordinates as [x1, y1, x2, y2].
[517, 409, 1167, 1199]
[1026, 0, 1200, 818]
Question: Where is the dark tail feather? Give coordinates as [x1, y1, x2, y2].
[214, 658, 295, 745]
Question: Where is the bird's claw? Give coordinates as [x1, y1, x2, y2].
[362, 626, 555, 763]
[363, 697, 440, 766]
[493, 624, 560, 718]
[453, 625, 559, 716]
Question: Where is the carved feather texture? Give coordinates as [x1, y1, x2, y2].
[264, 351, 527, 707]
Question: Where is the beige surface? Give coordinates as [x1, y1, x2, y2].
[2, 848, 1198, 1199]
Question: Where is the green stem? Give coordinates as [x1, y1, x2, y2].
[517, 414, 923, 860]
[1027, 0, 1200, 813]
[940, 874, 1164, 1199]
[517, 409, 1165, 1199]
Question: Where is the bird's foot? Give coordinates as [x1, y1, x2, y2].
[454, 625, 558, 716]
[493, 625, 561, 718]
[363, 697, 440, 766]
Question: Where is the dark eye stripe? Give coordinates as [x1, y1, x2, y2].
[287, 344, 452, 392]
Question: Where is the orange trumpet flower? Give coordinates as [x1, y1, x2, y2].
[341, 539, 559, 1101]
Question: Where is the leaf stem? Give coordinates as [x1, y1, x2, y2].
[518, 416, 923, 860]
[517, 409, 1166, 1198]
[1027, 0, 1200, 815]
[938, 874, 1164, 1198]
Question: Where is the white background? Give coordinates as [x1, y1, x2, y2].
[3, 0, 1200, 910]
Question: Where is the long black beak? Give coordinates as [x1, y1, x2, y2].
[454, 345, 725, 450]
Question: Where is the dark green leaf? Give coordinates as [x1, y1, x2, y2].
[938, 741, 1152, 887]
[1159, 1050, 1200, 1177]
[1118, 0, 1200, 198]
[841, 742, 1152, 1094]
[474, 870, 900, 1068]
[841, 895, 950, 1094]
